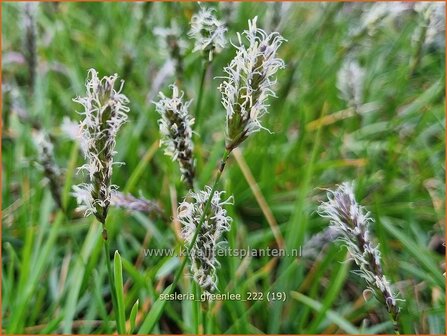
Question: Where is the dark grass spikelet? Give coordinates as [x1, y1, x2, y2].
[318, 182, 401, 329]
[178, 186, 233, 293]
[154, 84, 195, 189]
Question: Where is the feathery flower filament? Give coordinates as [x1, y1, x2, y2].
[61, 116, 81, 141]
[154, 84, 195, 189]
[219, 17, 285, 151]
[178, 186, 233, 293]
[318, 183, 401, 323]
[72, 69, 129, 224]
[188, 7, 227, 61]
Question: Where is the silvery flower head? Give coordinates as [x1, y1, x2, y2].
[318, 183, 401, 320]
[111, 191, 163, 217]
[414, 2, 445, 47]
[188, 7, 227, 61]
[154, 22, 187, 77]
[153, 84, 195, 189]
[178, 186, 233, 293]
[219, 17, 285, 151]
[72, 69, 130, 224]
[337, 58, 365, 109]
[359, 2, 408, 35]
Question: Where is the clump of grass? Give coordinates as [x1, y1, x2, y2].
[2, 2, 444, 334]
[336, 58, 365, 111]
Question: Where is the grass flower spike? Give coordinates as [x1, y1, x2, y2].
[337, 58, 365, 110]
[154, 84, 195, 189]
[318, 183, 401, 329]
[414, 2, 445, 46]
[154, 23, 187, 79]
[188, 7, 227, 61]
[72, 69, 129, 225]
[219, 17, 285, 151]
[178, 186, 233, 293]
[359, 2, 408, 36]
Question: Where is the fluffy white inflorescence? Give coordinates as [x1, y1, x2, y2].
[154, 23, 187, 76]
[414, 2, 446, 46]
[318, 183, 400, 318]
[337, 58, 365, 109]
[188, 7, 227, 61]
[359, 2, 409, 35]
[72, 69, 130, 222]
[219, 17, 285, 150]
[178, 186, 233, 292]
[154, 23, 187, 54]
[154, 84, 195, 188]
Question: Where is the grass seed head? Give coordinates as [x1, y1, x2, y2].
[337, 58, 365, 110]
[178, 186, 233, 293]
[72, 69, 129, 223]
[188, 6, 227, 61]
[154, 84, 195, 189]
[154, 23, 187, 78]
[219, 17, 285, 151]
[318, 182, 401, 319]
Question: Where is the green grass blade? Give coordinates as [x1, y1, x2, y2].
[113, 251, 126, 334]
[129, 299, 139, 334]
[381, 217, 445, 288]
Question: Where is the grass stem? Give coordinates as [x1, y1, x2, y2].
[194, 60, 210, 127]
